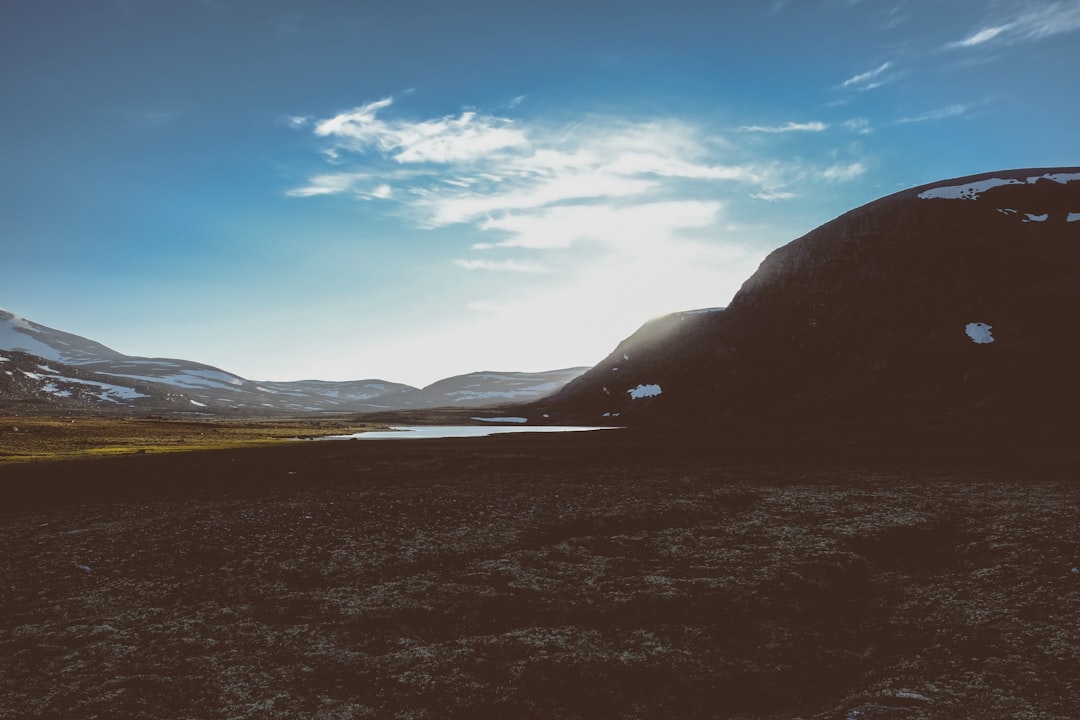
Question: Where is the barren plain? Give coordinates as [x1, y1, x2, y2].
[2, 419, 1078, 719]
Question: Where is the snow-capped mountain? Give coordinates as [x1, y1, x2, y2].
[532, 167, 1080, 427]
[0, 309, 127, 366]
[0, 309, 583, 414]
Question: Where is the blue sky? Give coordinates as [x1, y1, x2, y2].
[2, 0, 1078, 386]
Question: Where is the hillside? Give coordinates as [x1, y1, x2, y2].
[532, 168, 1080, 429]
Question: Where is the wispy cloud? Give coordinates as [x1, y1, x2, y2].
[838, 61, 892, 91]
[287, 97, 868, 321]
[453, 259, 551, 273]
[285, 172, 367, 198]
[842, 118, 873, 135]
[290, 98, 792, 224]
[739, 121, 828, 133]
[946, 1, 1080, 49]
[474, 201, 723, 253]
[948, 25, 1011, 48]
[314, 96, 529, 164]
[895, 103, 971, 124]
[751, 190, 797, 201]
[822, 162, 867, 181]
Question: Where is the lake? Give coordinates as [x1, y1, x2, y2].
[316, 425, 621, 440]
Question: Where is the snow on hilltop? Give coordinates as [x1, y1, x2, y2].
[0, 308, 125, 365]
[917, 172, 1080, 200]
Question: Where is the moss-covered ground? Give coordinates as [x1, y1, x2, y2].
[0, 415, 377, 462]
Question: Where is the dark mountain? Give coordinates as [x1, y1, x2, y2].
[532, 168, 1080, 429]
[0, 310, 584, 414]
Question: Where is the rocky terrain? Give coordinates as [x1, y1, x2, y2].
[2, 428, 1079, 719]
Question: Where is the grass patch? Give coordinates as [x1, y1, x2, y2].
[0, 415, 380, 463]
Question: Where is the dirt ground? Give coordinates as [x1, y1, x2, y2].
[1, 424, 1078, 719]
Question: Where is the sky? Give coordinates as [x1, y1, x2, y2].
[2, 0, 1078, 387]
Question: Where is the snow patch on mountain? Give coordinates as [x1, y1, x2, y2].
[965, 322, 994, 344]
[919, 172, 1080, 200]
[157, 370, 244, 389]
[41, 383, 74, 398]
[0, 314, 66, 362]
[1068, 213, 1080, 222]
[41, 375, 149, 402]
[628, 384, 663, 399]
[1023, 213, 1048, 223]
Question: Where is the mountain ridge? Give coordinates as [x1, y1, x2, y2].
[0, 309, 586, 414]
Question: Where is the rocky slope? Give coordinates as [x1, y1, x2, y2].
[533, 168, 1080, 428]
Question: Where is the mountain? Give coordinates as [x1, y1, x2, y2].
[0, 310, 584, 414]
[358, 368, 590, 411]
[531, 167, 1080, 429]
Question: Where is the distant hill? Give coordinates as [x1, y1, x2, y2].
[0, 309, 585, 414]
[531, 168, 1080, 429]
[355, 369, 590, 411]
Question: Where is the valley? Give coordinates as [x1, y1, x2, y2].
[4, 167, 1079, 718]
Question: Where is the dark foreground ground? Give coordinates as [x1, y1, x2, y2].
[2, 425, 1079, 719]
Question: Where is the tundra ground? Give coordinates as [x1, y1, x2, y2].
[1, 425, 1078, 719]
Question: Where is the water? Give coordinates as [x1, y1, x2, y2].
[316, 425, 621, 440]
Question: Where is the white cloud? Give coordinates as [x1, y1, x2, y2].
[947, 1, 1080, 48]
[453, 259, 551, 273]
[740, 121, 829, 133]
[292, 103, 813, 226]
[838, 61, 892, 90]
[314, 96, 528, 164]
[423, 172, 659, 227]
[895, 103, 971, 124]
[949, 25, 1011, 48]
[476, 201, 723, 252]
[285, 172, 367, 197]
[751, 190, 797, 201]
[822, 162, 867, 181]
[286, 98, 867, 359]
